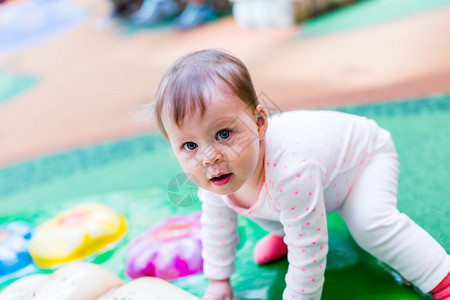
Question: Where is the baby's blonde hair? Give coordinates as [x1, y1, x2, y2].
[153, 49, 259, 138]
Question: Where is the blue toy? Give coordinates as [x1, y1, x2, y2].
[0, 222, 34, 277]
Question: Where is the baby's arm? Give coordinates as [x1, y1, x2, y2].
[199, 190, 238, 299]
[202, 278, 233, 300]
[276, 162, 328, 300]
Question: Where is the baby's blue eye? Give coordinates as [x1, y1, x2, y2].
[183, 142, 197, 151]
[217, 129, 231, 140]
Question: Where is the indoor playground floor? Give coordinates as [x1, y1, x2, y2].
[0, 0, 449, 299]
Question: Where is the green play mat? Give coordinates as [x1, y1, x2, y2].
[0, 71, 38, 105]
[298, 0, 450, 38]
[1, 94, 449, 299]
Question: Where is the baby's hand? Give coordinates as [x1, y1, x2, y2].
[202, 278, 233, 300]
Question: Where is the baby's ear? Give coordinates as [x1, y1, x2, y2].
[256, 105, 268, 140]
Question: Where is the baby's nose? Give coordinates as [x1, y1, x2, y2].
[201, 146, 224, 167]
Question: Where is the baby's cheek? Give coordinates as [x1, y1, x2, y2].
[189, 161, 208, 185]
[187, 172, 202, 187]
[176, 156, 195, 173]
[236, 139, 260, 169]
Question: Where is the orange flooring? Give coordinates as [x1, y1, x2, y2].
[0, 1, 449, 166]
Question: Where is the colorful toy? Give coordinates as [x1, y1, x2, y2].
[126, 211, 203, 281]
[0, 222, 34, 277]
[29, 203, 127, 268]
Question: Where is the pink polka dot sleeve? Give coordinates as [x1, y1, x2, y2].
[199, 189, 238, 280]
[275, 162, 328, 300]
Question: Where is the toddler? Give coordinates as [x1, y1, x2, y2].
[152, 49, 450, 300]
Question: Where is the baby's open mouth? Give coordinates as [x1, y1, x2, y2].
[210, 173, 232, 186]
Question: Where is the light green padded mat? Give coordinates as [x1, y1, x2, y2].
[1, 94, 449, 299]
[0, 71, 37, 105]
[299, 0, 450, 38]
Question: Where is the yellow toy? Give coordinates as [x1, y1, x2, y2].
[29, 203, 127, 268]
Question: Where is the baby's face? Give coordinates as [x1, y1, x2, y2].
[162, 91, 266, 196]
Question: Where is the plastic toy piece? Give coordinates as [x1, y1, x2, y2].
[29, 203, 127, 268]
[0, 274, 50, 300]
[0, 262, 123, 300]
[0, 222, 34, 277]
[126, 211, 203, 280]
[0, 262, 199, 300]
[99, 276, 200, 300]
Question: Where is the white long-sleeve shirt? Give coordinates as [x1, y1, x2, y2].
[200, 110, 379, 300]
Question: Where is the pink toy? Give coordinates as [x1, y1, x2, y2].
[126, 211, 203, 281]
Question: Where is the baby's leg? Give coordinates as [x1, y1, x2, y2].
[337, 134, 449, 295]
[251, 218, 288, 264]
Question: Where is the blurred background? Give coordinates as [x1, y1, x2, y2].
[0, 0, 449, 299]
[1, 0, 449, 166]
